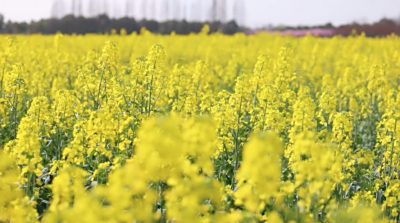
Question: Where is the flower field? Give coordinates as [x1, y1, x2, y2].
[1, 28, 400, 222]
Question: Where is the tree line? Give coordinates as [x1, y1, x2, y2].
[0, 14, 242, 35]
[273, 18, 400, 37]
[1, 13, 399, 37]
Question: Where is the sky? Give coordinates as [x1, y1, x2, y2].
[0, 0, 399, 28]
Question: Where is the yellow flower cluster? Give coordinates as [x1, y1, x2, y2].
[1, 30, 400, 222]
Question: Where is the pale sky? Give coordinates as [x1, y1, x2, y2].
[0, 0, 399, 28]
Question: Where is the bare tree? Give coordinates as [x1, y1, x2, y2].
[233, 0, 245, 26]
[77, 0, 83, 16]
[51, 0, 66, 19]
[210, 0, 217, 22]
[218, 0, 226, 23]
[210, 0, 226, 23]
[190, 0, 202, 22]
[125, 0, 135, 18]
[0, 14, 4, 31]
[171, 0, 181, 21]
[88, 0, 99, 17]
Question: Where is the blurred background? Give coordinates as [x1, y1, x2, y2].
[0, 0, 399, 36]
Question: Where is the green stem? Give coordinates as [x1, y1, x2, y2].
[389, 120, 397, 179]
[231, 96, 243, 188]
[147, 75, 153, 117]
[11, 88, 18, 139]
[96, 68, 105, 110]
[150, 77, 164, 112]
[0, 38, 14, 93]
[0, 55, 9, 93]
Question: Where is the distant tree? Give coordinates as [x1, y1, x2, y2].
[139, 20, 159, 33]
[377, 18, 396, 26]
[0, 14, 247, 35]
[176, 20, 190, 34]
[0, 14, 4, 32]
[3, 21, 28, 34]
[322, 22, 334, 28]
[222, 20, 239, 35]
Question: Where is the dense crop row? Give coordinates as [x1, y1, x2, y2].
[1, 28, 400, 222]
